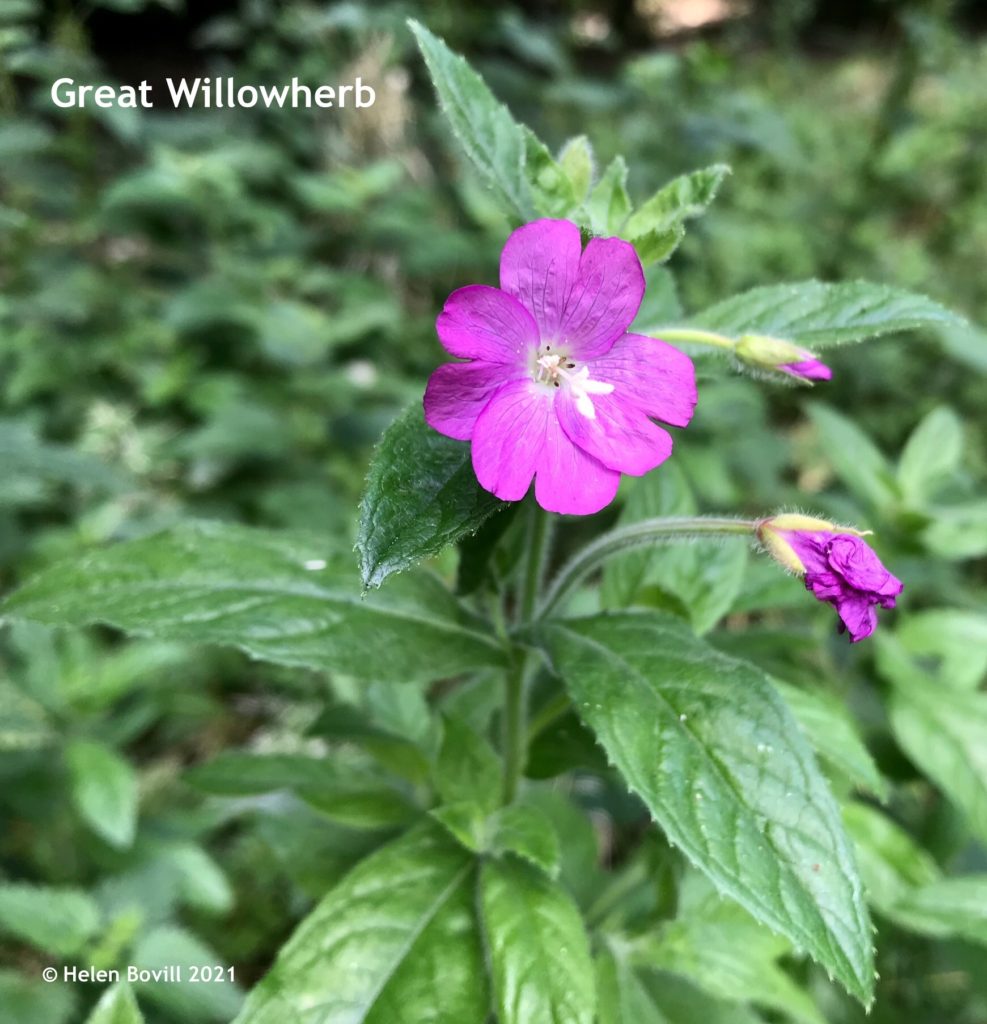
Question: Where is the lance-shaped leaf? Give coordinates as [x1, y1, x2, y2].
[2, 522, 505, 683]
[624, 165, 730, 265]
[408, 21, 575, 221]
[693, 280, 966, 349]
[67, 739, 139, 849]
[480, 856, 596, 1024]
[773, 682, 887, 799]
[234, 824, 485, 1024]
[887, 663, 987, 844]
[85, 983, 145, 1024]
[358, 404, 506, 589]
[537, 611, 874, 1003]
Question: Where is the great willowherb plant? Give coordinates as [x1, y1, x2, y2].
[0, 20, 978, 1024]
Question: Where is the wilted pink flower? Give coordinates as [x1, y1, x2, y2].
[423, 219, 697, 515]
[779, 357, 832, 382]
[758, 515, 903, 642]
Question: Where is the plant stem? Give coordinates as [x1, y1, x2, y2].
[641, 327, 737, 352]
[538, 515, 756, 619]
[502, 500, 551, 804]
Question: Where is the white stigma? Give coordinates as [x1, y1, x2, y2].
[534, 347, 613, 420]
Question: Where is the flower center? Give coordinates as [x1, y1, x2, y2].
[531, 344, 613, 420]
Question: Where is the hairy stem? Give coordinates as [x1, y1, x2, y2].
[502, 500, 551, 804]
[538, 515, 756, 619]
[641, 327, 737, 352]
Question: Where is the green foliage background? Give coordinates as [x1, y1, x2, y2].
[0, 1, 985, 1022]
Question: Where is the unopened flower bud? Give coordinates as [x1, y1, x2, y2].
[735, 334, 832, 383]
[757, 514, 900, 642]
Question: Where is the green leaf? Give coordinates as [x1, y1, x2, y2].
[2, 521, 505, 683]
[922, 499, 987, 560]
[0, 418, 125, 506]
[162, 843, 235, 915]
[186, 753, 342, 795]
[558, 135, 594, 201]
[842, 803, 939, 916]
[636, 974, 764, 1024]
[897, 406, 963, 505]
[538, 612, 874, 1003]
[480, 856, 596, 1024]
[889, 876, 987, 946]
[409, 20, 563, 221]
[586, 156, 632, 235]
[596, 943, 669, 1024]
[888, 668, 987, 844]
[524, 128, 580, 217]
[435, 715, 501, 813]
[85, 983, 145, 1024]
[431, 798, 561, 877]
[358, 404, 507, 589]
[490, 802, 561, 877]
[694, 280, 966, 349]
[0, 883, 100, 956]
[642, 539, 748, 635]
[807, 404, 899, 511]
[625, 165, 730, 265]
[67, 739, 138, 849]
[773, 682, 887, 799]
[0, 969, 76, 1024]
[234, 824, 486, 1024]
[897, 609, 987, 689]
[132, 926, 242, 1022]
[632, 878, 826, 1024]
[299, 780, 417, 830]
[187, 752, 416, 829]
[602, 464, 694, 609]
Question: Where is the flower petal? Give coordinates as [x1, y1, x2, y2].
[471, 380, 552, 501]
[559, 237, 645, 359]
[437, 285, 539, 363]
[589, 333, 697, 427]
[781, 359, 832, 382]
[423, 361, 520, 441]
[833, 593, 879, 643]
[555, 390, 673, 476]
[827, 535, 902, 597]
[535, 415, 620, 515]
[499, 219, 582, 340]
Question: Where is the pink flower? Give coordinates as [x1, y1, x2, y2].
[758, 515, 903, 642]
[423, 219, 697, 515]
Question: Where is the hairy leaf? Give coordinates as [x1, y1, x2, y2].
[539, 612, 874, 1002]
[586, 156, 632, 235]
[2, 522, 505, 682]
[409, 21, 573, 220]
[359, 404, 508, 589]
[694, 280, 965, 349]
[625, 165, 730, 265]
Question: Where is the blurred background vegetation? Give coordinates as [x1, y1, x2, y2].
[1, 1, 985, 1021]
